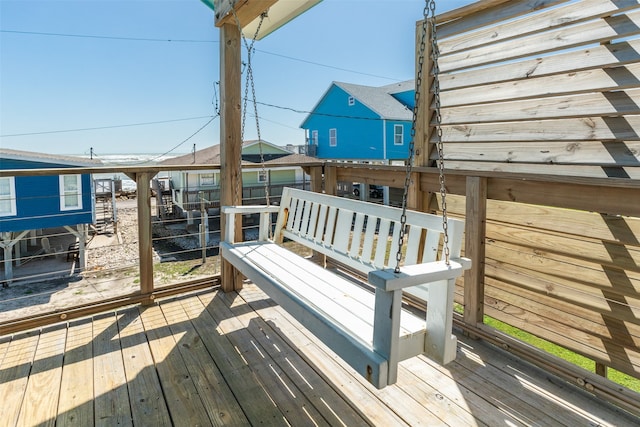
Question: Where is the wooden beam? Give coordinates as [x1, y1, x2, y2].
[324, 164, 337, 196]
[136, 172, 154, 304]
[214, 0, 278, 28]
[219, 22, 244, 292]
[463, 176, 487, 329]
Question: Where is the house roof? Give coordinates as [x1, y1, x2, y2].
[301, 80, 414, 128]
[335, 81, 414, 121]
[158, 140, 317, 166]
[0, 148, 102, 167]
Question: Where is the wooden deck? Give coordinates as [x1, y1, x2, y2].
[1, 284, 637, 427]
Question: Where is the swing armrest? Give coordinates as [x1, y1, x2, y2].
[221, 205, 281, 243]
[368, 258, 471, 291]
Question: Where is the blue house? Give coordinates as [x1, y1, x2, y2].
[301, 80, 414, 161]
[1, 149, 100, 282]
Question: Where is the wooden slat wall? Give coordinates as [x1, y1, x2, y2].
[436, 0, 640, 178]
[443, 190, 640, 378]
[431, 0, 640, 379]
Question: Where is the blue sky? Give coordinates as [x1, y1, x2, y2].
[0, 0, 474, 157]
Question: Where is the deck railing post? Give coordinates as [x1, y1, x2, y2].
[220, 21, 243, 292]
[464, 176, 487, 330]
[324, 164, 337, 196]
[136, 171, 154, 304]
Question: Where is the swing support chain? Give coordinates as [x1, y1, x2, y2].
[395, 0, 449, 273]
[232, 8, 271, 207]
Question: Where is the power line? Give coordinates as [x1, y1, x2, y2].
[92, 114, 219, 165]
[0, 116, 216, 138]
[2, 29, 402, 81]
[254, 49, 398, 81]
[0, 30, 218, 43]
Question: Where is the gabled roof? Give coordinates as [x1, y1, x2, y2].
[301, 80, 414, 127]
[0, 148, 102, 167]
[159, 140, 317, 166]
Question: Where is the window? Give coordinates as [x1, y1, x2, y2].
[311, 130, 318, 145]
[258, 170, 268, 183]
[394, 124, 404, 145]
[60, 174, 82, 210]
[348, 96, 355, 106]
[329, 128, 337, 147]
[200, 173, 215, 186]
[0, 177, 16, 217]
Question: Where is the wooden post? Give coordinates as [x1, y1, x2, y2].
[136, 172, 154, 304]
[413, 19, 433, 212]
[220, 22, 244, 292]
[464, 176, 487, 329]
[310, 165, 323, 193]
[324, 164, 337, 196]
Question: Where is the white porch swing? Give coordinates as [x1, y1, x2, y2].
[216, 0, 471, 388]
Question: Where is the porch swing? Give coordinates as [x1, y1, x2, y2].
[220, 0, 471, 389]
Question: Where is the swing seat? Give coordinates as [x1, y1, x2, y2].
[220, 187, 470, 388]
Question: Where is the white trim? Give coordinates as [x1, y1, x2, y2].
[0, 176, 17, 217]
[60, 174, 83, 211]
[394, 124, 404, 145]
[199, 173, 215, 186]
[382, 120, 387, 160]
[312, 130, 318, 145]
[329, 128, 337, 147]
[348, 96, 355, 106]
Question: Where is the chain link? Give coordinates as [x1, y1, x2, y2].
[232, 9, 271, 210]
[430, 0, 450, 265]
[394, 2, 429, 273]
[395, 0, 449, 272]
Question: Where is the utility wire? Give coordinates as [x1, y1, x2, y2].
[0, 30, 217, 43]
[2, 29, 401, 81]
[92, 114, 219, 165]
[0, 116, 215, 138]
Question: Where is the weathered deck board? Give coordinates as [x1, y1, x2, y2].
[92, 312, 132, 427]
[16, 324, 66, 427]
[157, 298, 250, 425]
[200, 290, 334, 426]
[117, 309, 172, 426]
[0, 331, 40, 426]
[138, 304, 213, 426]
[0, 288, 637, 427]
[178, 292, 288, 426]
[57, 318, 94, 426]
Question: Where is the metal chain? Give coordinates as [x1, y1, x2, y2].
[394, 2, 429, 274]
[232, 9, 271, 209]
[395, 0, 449, 272]
[430, 0, 450, 265]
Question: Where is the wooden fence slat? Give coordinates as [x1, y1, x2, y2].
[440, 10, 640, 73]
[484, 278, 640, 345]
[440, 161, 640, 180]
[484, 261, 640, 325]
[441, 89, 640, 123]
[440, 141, 640, 166]
[483, 281, 640, 378]
[439, 115, 640, 143]
[447, 194, 640, 247]
[439, 0, 640, 55]
[440, 39, 640, 91]
[442, 63, 640, 107]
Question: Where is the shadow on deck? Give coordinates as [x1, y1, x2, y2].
[0, 285, 637, 426]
